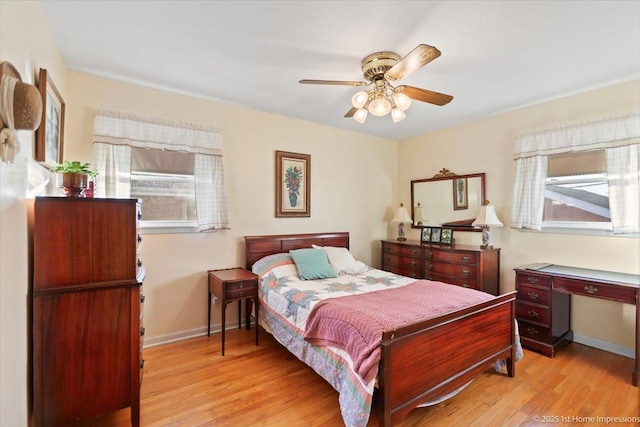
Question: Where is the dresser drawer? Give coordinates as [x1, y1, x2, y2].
[425, 249, 478, 265]
[517, 272, 552, 288]
[383, 242, 423, 258]
[553, 277, 637, 304]
[516, 301, 550, 325]
[516, 283, 551, 306]
[384, 253, 422, 270]
[427, 273, 478, 290]
[387, 264, 422, 279]
[426, 261, 476, 280]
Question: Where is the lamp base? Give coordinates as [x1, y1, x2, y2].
[396, 237, 407, 242]
[480, 244, 493, 249]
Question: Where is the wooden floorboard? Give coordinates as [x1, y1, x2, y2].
[72, 328, 639, 426]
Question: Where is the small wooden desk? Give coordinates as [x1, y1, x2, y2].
[516, 264, 639, 386]
[208, 268, 259, 355]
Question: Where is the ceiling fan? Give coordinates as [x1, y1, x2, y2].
[299, 44, 453, 124]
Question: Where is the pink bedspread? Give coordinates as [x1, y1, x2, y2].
[303, 280, 494, 383]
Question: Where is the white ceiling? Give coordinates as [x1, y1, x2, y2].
[41, 1, 640, 141]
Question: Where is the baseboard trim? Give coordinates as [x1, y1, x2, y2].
[143, 321, 253, 348]
[572, 333, 635, 359]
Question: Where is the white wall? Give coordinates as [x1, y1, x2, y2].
[64, 71, 397, 344]
[398, 79, 640, 352]
[0, 1, 68, 425]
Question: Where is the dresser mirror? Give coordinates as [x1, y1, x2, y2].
[411, 169, 486, 232]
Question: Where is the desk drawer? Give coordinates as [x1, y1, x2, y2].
[517, 301, 550, 325]
[553, 277, 637, 304]
[519, 320, 552, 343]
[517, 272, 552, 288]
[516, 283, 551, 306]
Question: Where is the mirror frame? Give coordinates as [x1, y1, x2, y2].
[411, 169, 486, 232]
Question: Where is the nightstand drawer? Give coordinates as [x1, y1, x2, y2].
[516, 301, 550, 325]
[225, 280, 256, 299]
[516, 283, 551, 306]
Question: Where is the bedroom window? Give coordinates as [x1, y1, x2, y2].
[130, 148, 197, 228]
[542, 150, 612, 231]
[92, 110, 229, 233]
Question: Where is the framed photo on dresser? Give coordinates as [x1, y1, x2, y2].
[421, 226, 454, 246]
[421, 227, 432, 243]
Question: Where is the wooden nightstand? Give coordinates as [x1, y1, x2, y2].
[208, 267, 259, 355]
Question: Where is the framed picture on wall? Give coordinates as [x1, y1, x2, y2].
[35, 68, 65, 165]
[275, 150, 310, 217]
[453, 177, 468, 210]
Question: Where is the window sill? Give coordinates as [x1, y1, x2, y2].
[138, 221, 202, 235]
[539, 222, 638, 237]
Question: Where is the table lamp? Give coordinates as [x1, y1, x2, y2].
[472, 202, 503, 249]
[414, 202, 424, 226]
[392, 203, 413, 241]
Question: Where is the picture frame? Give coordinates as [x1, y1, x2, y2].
[421, 227, 432, 243]
[35, 68, 65, 165]
[440, 228, 454, 246]
[453, 177, 468, 210]
[275, 150, 310, 217]
[431, 227, 442, 243]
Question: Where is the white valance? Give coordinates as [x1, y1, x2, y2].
[93, 110, 222, 156]
[514, 113, 640, 160]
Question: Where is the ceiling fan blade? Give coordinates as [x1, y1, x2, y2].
[385, 44, 441, 81]
[299, 79, 369, 87]
[344, 107, 358, 118]
[396, 85, 453, 106]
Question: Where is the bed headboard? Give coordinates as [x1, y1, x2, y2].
[244, 232, 349, 270]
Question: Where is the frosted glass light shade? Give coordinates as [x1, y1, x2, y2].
[391, 108, 406, 123]
[351, 91, 369, 109]
[393, 92, 412, 111]
[353, 108, 368, 123]
[368, 97, 392, 116]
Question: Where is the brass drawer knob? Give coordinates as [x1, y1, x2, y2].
[526, 327, 539, 336]
[527, 276, 539, 284]
[461, 256, 471, 263]
[584, 285, 598, 294]
[527, 309, 539, 318]
[527, 291, 539, 300]
[461, 269, 470, 276]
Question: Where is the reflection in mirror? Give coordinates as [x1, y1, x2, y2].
[411, 170, 485, 232]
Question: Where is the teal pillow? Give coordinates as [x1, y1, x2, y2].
[289, 248, 338, 280]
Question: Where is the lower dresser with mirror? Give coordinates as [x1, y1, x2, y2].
[381, 239, 500, 295]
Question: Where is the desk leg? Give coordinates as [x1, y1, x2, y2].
[634, 295, 639, 386]
[207, 291, 212, 337]
[246, 299, 252, 330]
[238, 300, 242, 330]
[255, 297, 259, 347]
[221, 301, 226, 356]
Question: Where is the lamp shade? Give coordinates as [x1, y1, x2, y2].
[414, 203, 424, 225]
[392, 204, 413, 224]
[472, 205, 503, 227]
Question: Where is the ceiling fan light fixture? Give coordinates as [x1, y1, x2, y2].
[393, 92, 412, 111]
[351, 91, 369, 109]
[353, 107, 368, 123]
[391, 107, 406, 123]
[368, 97, 391, 116]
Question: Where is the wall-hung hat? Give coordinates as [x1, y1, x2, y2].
[0, 61, 43, 130]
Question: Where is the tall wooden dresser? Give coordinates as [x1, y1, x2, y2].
[381, 239, 501, 295]
[32, 197, 144, 427]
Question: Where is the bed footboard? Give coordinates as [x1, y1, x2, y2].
[377, 291, 516, 426]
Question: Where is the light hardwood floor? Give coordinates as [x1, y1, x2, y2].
[76, 328, 639, 426]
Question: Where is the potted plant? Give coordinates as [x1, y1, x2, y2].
[51, 160, 98, 197]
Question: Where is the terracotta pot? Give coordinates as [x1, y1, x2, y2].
[58, 173, 88, 197]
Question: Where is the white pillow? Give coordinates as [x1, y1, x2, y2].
[311, 245, 367, 275]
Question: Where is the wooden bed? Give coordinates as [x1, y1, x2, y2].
[245, 232, 516, 426]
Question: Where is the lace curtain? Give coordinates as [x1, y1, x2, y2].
[93, 110, 229, 231]
[512, 113, 640, 233]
